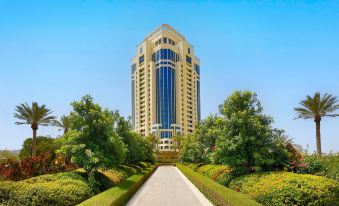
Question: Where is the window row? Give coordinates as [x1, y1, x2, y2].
[155, 37, 176, 46]
[152, 49, 179, 62]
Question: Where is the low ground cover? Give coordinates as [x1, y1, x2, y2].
[177, 164, 261, 206]
[229, 172, 339, 206]
[0, 162, 152, 206]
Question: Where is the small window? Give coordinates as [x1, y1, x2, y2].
[169, 39, 172, 44]
[163, 37, 167, 44]
[139, 55, 144, 64]
[158, 39, 161, 44]
[186, 55, 192, 64]
[188, 48, 190, 54]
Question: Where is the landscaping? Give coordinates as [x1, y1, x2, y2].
[178, 91, 339, 206]
[78, 165, 157, 206]
[0, 162, 153, 206]
[229, 172, 339, 206]
[177, 164, 261, 206]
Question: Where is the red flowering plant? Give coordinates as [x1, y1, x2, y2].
[289, 157, 308, 174]
[0, 153, 77, 181]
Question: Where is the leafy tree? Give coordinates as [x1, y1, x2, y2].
[179, 134, 204, 163]
[14, 102, 56, 157]
[19, 136, 57, 159]
[57, 95, 126, 187]
[52, 115, 72, 134]
[116, 116, 153, 164]
[294, 92, 339, 156]
[216, 91, 289, 172]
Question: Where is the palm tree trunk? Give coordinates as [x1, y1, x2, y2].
[32, 128, 37, 157]
[315, 120, 322, 157]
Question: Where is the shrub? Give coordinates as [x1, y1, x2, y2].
[229, 172, 339, 206]
[196, 164, 218, 175]
[78, 166, 157, 206]
[177, 164, 261, 206]
[0, 153, 76, 181]
[0, 172, 93, 206]
[304, 153, 339, 181]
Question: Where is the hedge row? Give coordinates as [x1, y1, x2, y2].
[0, 162, 152, 206]
[177, 164, 261, 206]
[78, 165, 157, 206]
[186, 163, 237, 186]
[229, 172, 339, 206]
[0, 172, 93, 206]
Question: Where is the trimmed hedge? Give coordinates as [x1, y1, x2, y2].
[0, 172, 93, 206]
[0, 162, 153, 206]
[229, 172, 339, 206]
[78, 165, 157, 206]
[177, 164, 261, 206]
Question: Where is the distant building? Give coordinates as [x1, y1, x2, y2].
[131, 24, 201, 151]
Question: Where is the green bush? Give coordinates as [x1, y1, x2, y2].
[304, 153, 339, 181]
[229, 172, 339, 206]
[0, 172, 93, 206]
[177, 164, 261, 206]
[0, 162, 153, 206]
[78, 166, 157, 206]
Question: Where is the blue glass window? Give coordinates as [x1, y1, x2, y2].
[139, 55, 144, 64]
[186, 55, 191, 64]
[195, 64, 200, 75]
[156, 66, 176, 136]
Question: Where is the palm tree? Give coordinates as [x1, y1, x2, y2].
[14, 102, 56, 157]
[294, 92, 339, 156]
[52, 115, 71, 134]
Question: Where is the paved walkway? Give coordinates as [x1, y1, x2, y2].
[126, 166, 213, 206]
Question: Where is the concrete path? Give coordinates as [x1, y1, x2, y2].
[126, 166, 213, 206]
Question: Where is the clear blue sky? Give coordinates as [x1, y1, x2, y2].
[0, 0, 338, 153]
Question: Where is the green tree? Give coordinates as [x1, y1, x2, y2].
[216, 91, 289, 172]
[14, 102, 56, 157]
[116, 116, 153, 164]
[52, 115, 72, 134]
[294, 92, 339, 156]
[57, 95, 126, 187]
[179, 134, 204, 163]
[19, 136, 57, 159]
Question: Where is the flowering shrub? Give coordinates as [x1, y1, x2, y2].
[288, 159, 308, 174]
[0, 153, 77, 181]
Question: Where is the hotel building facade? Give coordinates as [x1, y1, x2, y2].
[131, 24, 200, 151]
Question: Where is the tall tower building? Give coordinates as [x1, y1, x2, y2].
[131, 24, 201, 151]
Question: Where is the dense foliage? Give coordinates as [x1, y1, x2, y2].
[19, 136, 60, 159]
[285, 153, 339, 183]
[0, 172, 93, 206]
[0, 153, 76, 181]
[57, 95, 126, 187]
[229, 172, 339, 206]
[0, 162, 152, 206]
[116, 117, 154, 164]
[180, 91, 289, 173]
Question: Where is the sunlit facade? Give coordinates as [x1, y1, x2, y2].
[131, 24, 200, 151]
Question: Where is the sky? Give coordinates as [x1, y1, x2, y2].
[0, 0, 338, 153]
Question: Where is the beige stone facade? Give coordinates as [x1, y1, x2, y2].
[131, 24, 200, 151]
